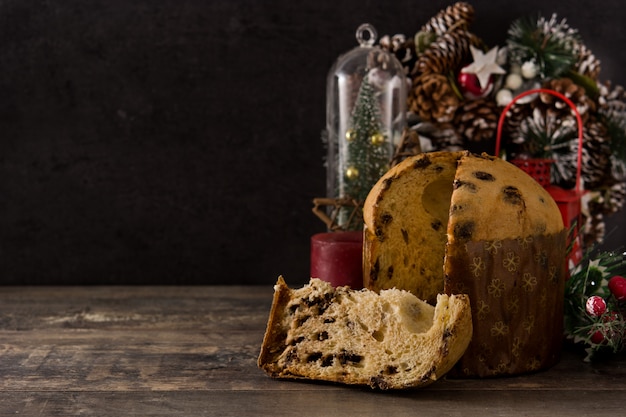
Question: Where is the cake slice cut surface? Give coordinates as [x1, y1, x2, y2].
[258, 276, 472, 389]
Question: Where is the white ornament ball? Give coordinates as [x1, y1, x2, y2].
[521, 61, 538, 79]
[505, 73, 523, 90]
[496, 89, 513, 107]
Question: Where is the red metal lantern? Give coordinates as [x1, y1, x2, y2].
[495, 88, 585, 271]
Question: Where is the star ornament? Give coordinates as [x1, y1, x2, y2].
[461, 45, 506, 89]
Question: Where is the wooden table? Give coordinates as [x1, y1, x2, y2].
[1, 285, 624, 416]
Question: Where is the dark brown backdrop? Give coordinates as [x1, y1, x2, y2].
[1, 0, 624, 285]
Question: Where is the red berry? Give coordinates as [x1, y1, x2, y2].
[590, 330, 605, 344]
[585, 295, 607, 317]
[608, 276, 626, 301]
[602, 311, 620, 323]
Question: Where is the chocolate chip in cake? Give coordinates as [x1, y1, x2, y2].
[453, 221, 475, 241]
[401, 228, 409, 244]
[413, 155, 432, 169]
[302, 293, 333, 315]
[370, 259, 380, 282]
[370, 376, 390, 390]
[337, 350, 363, 365]
[296, 315, 311, 327]
[502, 186, 524, 205]
[321, 355, 334, 367]
[285, 347, 299, 363]
[473, 171, 496, 181]
[289, 336, 305, 346]
[387, 265, 394, 280]
[381, 177, 395, 190]
[384, 365, 398, 375]
[419, 365, 437, 382]
[431, 219, 442, 231]
[453, 179, 477, 192]
[307, 352, 323, 363]
[440, 329, 452, 356]
[381, 213, 393, 225]
[317, 331, 329, 341]
[375, 226, 385, 241]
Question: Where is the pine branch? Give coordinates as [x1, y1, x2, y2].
[507, 14, 580, 79]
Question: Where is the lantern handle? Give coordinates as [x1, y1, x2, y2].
[355, 23, 377, 47]
[495, 88, 584, 193]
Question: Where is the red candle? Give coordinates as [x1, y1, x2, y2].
[310, 231, 363, 289]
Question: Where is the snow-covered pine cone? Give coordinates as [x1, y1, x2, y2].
[606, 181, 626, 213]
[583, 182, 626, 246]
[574, 43, 601, 81]
[581, 117, 613, 189]
[599, 82, 626, 119]
[582, 199, 606, 247]
[538, 78, 595, 122]
[378, 34, 417, 76]
[598, 83, 626, 184]
[420, 2, 475, 36]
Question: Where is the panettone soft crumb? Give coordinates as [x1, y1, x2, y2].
[258, 277, 472, 389]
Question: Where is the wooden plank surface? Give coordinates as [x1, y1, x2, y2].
[1, 286, 625, 416]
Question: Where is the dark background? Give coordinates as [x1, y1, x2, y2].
[1, 0, 624, 286]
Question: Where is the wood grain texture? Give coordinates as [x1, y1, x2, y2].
[1, 285, 625, 416]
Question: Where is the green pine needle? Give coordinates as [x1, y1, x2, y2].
[507, 14, 580, 79]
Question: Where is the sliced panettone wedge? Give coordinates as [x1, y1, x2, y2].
[258, 276, 472, 389]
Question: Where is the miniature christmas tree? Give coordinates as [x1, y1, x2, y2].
[339, 77, 391, 228]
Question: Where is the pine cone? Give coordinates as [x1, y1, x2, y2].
[379, 34, 417, 76]
[410, 73, 460, 123]
[606, 181, 626, 214]
[582, 197, 606, 247]
[581, 117, 613, 189]
[599, 82, 626, 118]
[414, 121, 464, 151]
[538, 78, 595, 121]
[583, 183, 626, 246]
[391, 127, 422, 167]
[575, 43, 601, 81]
[413, 30, 481, 76]
[501, 100, 534, 152]
[420, 2, 475, 36]
[454, 98, 499, 143]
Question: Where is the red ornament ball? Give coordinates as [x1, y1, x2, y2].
[586, 295, 607, 317]
[590, 330, 605, 345]
[608, 275, 626, 301]
[457, 70, 492, 99]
